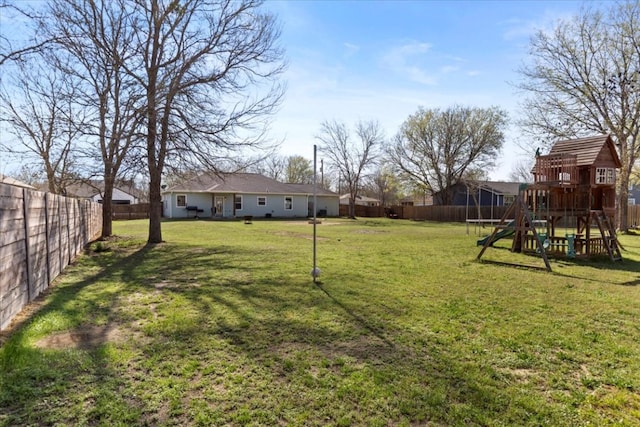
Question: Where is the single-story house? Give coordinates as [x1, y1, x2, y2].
[162, 172, 339, 219]
[66, 181, 139, 204]
[628, 184, 640, 206]
[339, 194, 381, 206]
[400, 194, 434, 206]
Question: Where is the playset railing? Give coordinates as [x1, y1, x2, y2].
[534, 153, 579, 185]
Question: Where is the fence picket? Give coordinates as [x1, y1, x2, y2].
[0, 183, 102, 331]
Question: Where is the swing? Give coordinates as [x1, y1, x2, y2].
[564, 192, 576, 258]
[566, 234, 576, 258]
[536, 232, 550, 253]
[535, 191, 550, 252]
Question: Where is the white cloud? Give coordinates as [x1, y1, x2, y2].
[440, 65, 459, 74]
[381, 41, 437, 86]
[343, 42, 360, 58]
[382, 41, 432, 65]
[405, 66, 438, 86]
[501, 9, 576, 41]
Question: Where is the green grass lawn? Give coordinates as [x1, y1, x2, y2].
[1, 218, 639, 426]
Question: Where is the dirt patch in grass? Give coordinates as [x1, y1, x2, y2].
[0, 288, 55, 346]
[33, 324, 125, 350]
[352, 229, 388, 234]
[504, 368, 538, 383]
[272, 231, 330, 240]
[269, 335, 398, 365]
[284, 221, 343, 226]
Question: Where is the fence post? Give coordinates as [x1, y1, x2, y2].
[22, 188, 32, 302]
[44, 192, 51, 286]
[67, 197, 72, 264]
[57, 195, 63, 275]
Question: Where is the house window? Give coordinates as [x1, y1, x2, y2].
[284, 196, 292, 210]
[235, 195, 243, 210]
[257, 196, 266, 206]
[595, 168, 615, 184]
[177, 194, 186, 207]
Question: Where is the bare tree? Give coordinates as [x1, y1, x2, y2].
[362, 165, 401, 206]
[509, 159, 535, 183]
[251, 154, 287, 181]
[515, 1, 640, 230]
[126, 0, 285, 243]
[0, 2, 59, 66]
[388, 105, 507, 205]
[285, 155, 313, 184]
[316, 120, 383, 218]
[0, 58, 80, 194]
[44, 0, 144, 238]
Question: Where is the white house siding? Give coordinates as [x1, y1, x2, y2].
[92, 187, 137, 204]
[240, 194, 308, 218]
[313, 196, 339, 217]
[163, 191, 338, 219]
[163, 192, 213, 218]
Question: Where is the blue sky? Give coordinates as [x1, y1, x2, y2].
[0, 1, 604, 181]
[263, 0, 599, 181]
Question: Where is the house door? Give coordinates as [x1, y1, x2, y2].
[214, 196, 225, 217]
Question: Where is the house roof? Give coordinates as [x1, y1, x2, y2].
[164, 172, 338, 196]
[475, 181, 522, 195]
[0, 174, 36, 189]
[548, 134, 622, 168]
[339, 194, 381, 203]
[66, 181, 138, 199]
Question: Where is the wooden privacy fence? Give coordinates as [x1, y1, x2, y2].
[628, 205, 640, 228]
[0, 183, 102, 331]
[342, 204, 640, 228]
[339, 204, 510, 222]
[112, 203, 149, 220]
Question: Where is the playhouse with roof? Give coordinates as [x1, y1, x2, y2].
[478, 135, 622, 271]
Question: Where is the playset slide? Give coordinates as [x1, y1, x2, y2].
[476, 221, 515, 246]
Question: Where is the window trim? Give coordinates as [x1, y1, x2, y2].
[257, 196, 267, 206]
[235, 195, 243, 211]
[284, 196, 293, 210]
[176, 194, 187, 208]
[595, 167, 615, 184]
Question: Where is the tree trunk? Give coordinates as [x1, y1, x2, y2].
[148, 167, 163, 243]
[101, 177, 114, 238]
[616, 134, 631, 232]
[349, 199, 356, 219]
[618, 179, 630, 232]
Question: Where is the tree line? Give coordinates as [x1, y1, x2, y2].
[1, 1, 638, 236]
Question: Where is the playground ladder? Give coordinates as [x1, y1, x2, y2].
[593, 211, 622, 261]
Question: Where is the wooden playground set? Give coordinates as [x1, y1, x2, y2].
[477, 135, 622, 272]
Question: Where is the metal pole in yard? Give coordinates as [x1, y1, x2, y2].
[312, 144, 318, 283]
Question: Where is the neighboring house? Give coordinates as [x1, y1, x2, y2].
[339, 194, 381, 207]
[434, 181, 522, 206]
[65, 181, 139, 205]
[629, 184, 640, 205]
[400, 194, 434, 206]
[162, 172, 339, 219]
[0, 174, 36, 189]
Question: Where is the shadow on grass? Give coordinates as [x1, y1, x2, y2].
[314, 282, 396, 349]
[0, 238, 601, 425]
[477, 259, 551, 272]
[478, 243, 640, 286]
[0, 244, 159, 425]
